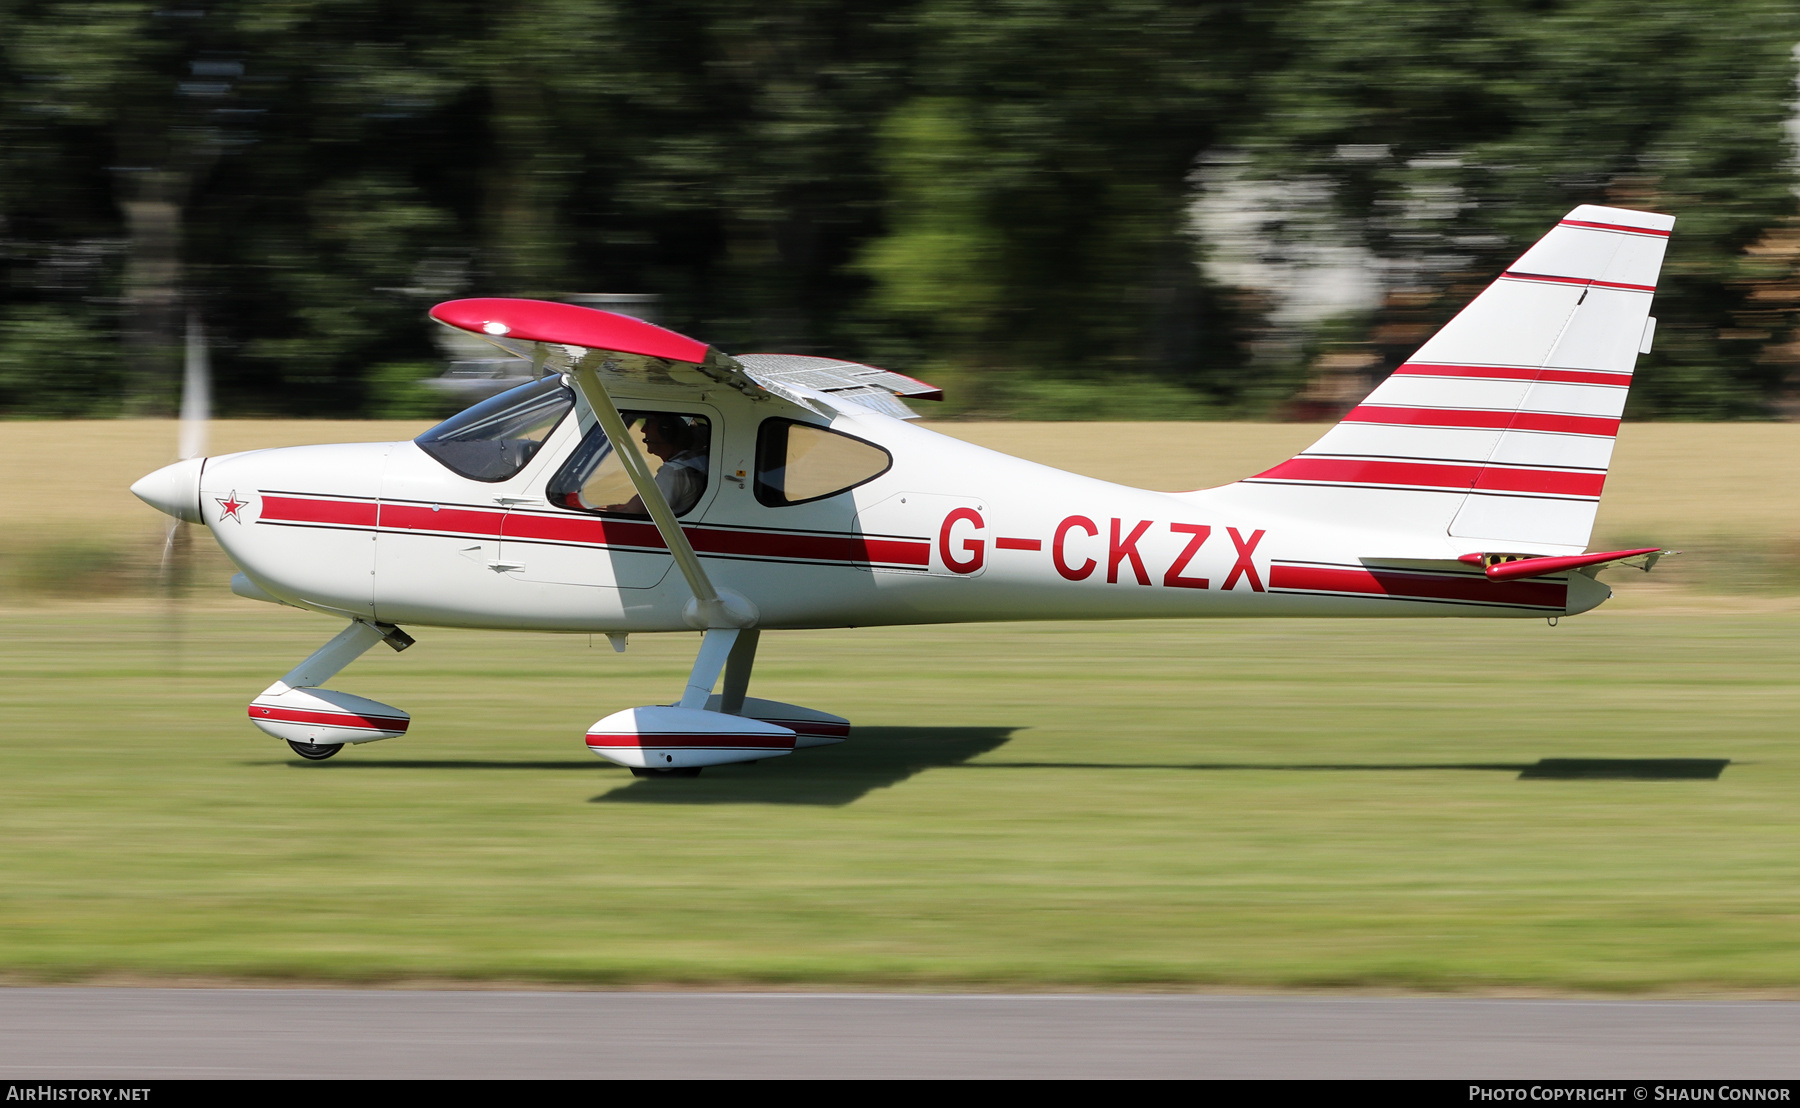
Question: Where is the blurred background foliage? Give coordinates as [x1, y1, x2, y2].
[0, 0, 1796, 420]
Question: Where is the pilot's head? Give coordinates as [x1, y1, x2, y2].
[642, 414, 694, 461]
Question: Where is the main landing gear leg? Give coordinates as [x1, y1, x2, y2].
[586, 627, 799, 777]
[584, 627, 852, 776]
[704, 627, 849, 747]
[678, 627, 741, 711]
[248, 620, 415, 760]
[630, 627, 744, 778]
[718, 628, 760, 716]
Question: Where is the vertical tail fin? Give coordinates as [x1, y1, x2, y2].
[1240, 204, 1672, 554]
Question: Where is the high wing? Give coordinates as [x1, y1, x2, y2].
[425, 296, 946, 629]
[427, 298, 940, 417]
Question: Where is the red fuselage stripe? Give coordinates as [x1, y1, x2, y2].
[262, 496, 930, 568]
[379, 502, 506, 537]
[1390, 364, 1632, 388]
[586, 732, 798, 750]
[506, 511, 932, 566]
[1253, 457, 1605, 497]
[250, 705, 410, 731]
[261, 496, 379, 528]
[1343, 405, 1620, 437]
[686, 524, 929, 567]
[1269, 564, 1567, 609]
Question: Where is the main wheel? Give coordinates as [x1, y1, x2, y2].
[287, 739, 343, 761]
[629, 767, 702, 778]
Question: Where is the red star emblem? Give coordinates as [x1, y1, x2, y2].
[216, 491, 248, 523]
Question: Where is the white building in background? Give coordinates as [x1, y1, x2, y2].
[1187, 154, 1382, 331]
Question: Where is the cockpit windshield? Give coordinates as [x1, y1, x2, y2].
[415, 376, 574, 482]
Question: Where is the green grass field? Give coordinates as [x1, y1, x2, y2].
[4, 419, 1800, 993]
[3, 602, 1798, 992]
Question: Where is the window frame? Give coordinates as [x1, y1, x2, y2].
[753, 417, 894, 508]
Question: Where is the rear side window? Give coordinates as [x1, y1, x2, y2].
[754, 419, 891, 507]
[415, 376, 573, 482]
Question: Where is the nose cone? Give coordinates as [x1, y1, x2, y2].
[131, 457, 205, 523]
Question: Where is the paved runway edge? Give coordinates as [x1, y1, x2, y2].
[4, 989, 1800, 1079]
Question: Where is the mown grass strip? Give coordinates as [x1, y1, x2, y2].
[1, 606, 1796, 991]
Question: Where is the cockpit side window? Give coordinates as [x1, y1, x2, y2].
[547, 412, 712, 517]
[754, 419, 892, 507]
[415, 376, 574, 482]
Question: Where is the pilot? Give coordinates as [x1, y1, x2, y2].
[605, 414, 708, 516]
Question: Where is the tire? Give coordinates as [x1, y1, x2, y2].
[287, 739, 343, 761]
[629, 766, 702, 778]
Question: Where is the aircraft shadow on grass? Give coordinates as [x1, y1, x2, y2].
[591, 725, 1021, 807]
[267, 725, 1021, 806]
[270, 745, 1727, 800]
[268, 759, 602, 771]
[953, 758, 1731, 781]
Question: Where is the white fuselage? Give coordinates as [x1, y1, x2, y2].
[200, 385, 1605, 634]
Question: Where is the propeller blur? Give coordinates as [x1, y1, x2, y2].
[131, 205, 1674, 772]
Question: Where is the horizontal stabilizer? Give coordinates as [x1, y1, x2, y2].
[1458, 546, 1665, 580]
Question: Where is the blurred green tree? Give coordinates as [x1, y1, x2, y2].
[5, 3, 229, 415]
[854, 0, 1269, 413]
[1238, 0, 1800, 417]
[0, 0, 1796, 420]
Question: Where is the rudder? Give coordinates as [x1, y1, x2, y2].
[1241, 204, 1672, 555]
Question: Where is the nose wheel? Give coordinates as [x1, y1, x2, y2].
[630, 766, 702, 778]
[252, 621, 414, 759]
[286, 739, 342, 761]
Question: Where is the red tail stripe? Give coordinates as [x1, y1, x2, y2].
[250, 705, 410, 732]
[1559, 219, 1670, 238]
[1343, 405, 1620, 437]
[1269, 564, 1567, 609]
[1254, 458, 1604, 497]
[260, 496, 379, 528]
[1392, 364, 1632, 387]
[586, 732, 798, 750]
[1502, 270, 1655, 293]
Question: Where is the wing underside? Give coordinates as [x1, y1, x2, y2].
[733, 353, 941, 420]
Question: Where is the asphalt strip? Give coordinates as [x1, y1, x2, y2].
[3, 989, 1799, 1079]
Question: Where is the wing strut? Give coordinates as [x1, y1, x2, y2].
[565, 360, 749, 629]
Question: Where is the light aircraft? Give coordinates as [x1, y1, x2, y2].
[132, 203, 1672, 775]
